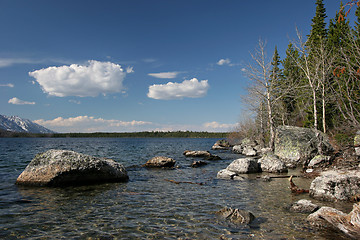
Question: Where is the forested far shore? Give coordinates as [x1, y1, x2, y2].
[0, 129, 228, 138]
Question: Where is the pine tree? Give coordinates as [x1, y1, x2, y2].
[281, 43, 303, 125]
[308, 0, 327, 49]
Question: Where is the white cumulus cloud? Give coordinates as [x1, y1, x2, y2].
[8, 97, 35, 105]
[217, 58, 231, 66]
[29, 60, 128, 97]
[148, 71, 181, 79]
[34, 116, 153, 133]
[147, 78, 209, 100]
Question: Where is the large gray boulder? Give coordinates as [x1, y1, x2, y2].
[143, 156, 176, 168]
[226, 158, 260, 174]
[274, 125, 333, 168]
[16, 149, 129, 186]
[309, 170, 360, 201]
[258, 152, 287, 173]
[307, 203, 360, 239]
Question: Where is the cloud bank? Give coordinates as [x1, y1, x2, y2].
[34, 116, 153, 133]
[147, 78, 209, 100]
[203, 121, 236, 130]
[0, 83, 14, 88]
[29, 60, 128, 97]
[148, 71, 181, 79]
[8, 97, 35, 105]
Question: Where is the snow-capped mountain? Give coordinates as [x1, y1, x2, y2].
[0, 115, 55, 133]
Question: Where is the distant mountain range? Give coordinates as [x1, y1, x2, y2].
[0, 114, 55, 133]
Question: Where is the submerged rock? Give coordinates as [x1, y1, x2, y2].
[309, 170, 360, 201]
[274, 125, 333, 168]
[307, 203, 360, 239]
[16, 149, 129, 186]
[216, 207, 255, 224]
[143, 156, 176, 168]
[183, 150, 221, 160]
[289, 199, 319, 213]
[226, 158, 260, 174]
[258, 152, 287, 173]
[190, 160, 207, 168]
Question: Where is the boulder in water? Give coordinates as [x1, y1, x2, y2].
[16, 149, 129, 186]
[143, 156, 176, 168]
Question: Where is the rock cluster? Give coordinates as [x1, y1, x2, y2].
[16, 149, 129, 186]
[211, 139, 231, 150]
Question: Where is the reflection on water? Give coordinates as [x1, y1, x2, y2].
[0, 138, 353, 239]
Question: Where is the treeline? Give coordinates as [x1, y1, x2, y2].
[0, 130, 227, 138]
[239, 0, 360, 148]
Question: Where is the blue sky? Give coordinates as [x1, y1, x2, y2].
[0, 0, 351, 133]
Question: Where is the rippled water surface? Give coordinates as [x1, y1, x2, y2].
[0, 138, 353, 239]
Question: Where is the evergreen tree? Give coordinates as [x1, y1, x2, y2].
[281, 43, 303, 125]
[308, 0, 327, 48]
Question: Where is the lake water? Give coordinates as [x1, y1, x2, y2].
[0, 138, 353, 239]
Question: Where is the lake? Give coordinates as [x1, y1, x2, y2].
[0, 138, 352, 239]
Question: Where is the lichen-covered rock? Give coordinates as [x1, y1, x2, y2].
[183, 150, 221, 160]
[307, 203, 360, 239]
[309, 170, 360, 201]
[143, 156, 176, 168]
[216, 169, 244, 181]
[289, 199, 319, 213]
[274, 125, 333, 168]
[16, 149, 128, 186]
[226, 158, 260, 174]
[258, 152, 287, 173]
[216, 207, 255, 224]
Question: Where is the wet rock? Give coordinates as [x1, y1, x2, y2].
[16, 149, 129, 186]
[308, 155, 331, 168]
[226, 158, 260, 174]
[274, 125, 333, 168]
[216, 207, 255, 224]
[183, 150, 221, 160]
[258, 152, 287, 173]
[261, 175, 271, 182]
[289, 199, 319, 213]
[309, 170, 360, 201]
[212, 139, 231, 150]
[217, 169, 244, 181]
[307, 203, 360, 239]
[143, 156, 176, 168]
[190, 160, 207, 168]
